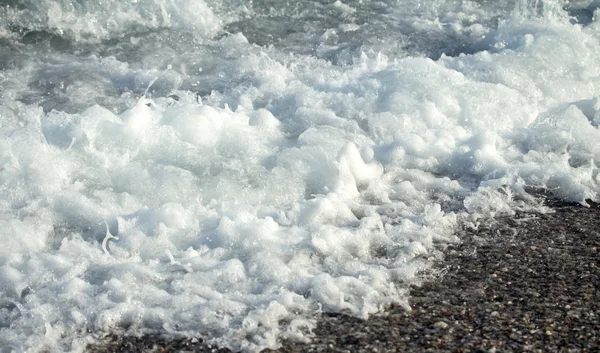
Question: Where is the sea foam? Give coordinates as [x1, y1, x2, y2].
[0, 0, 599, 352]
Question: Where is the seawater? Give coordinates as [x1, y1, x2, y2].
[0, 0, 599, 351]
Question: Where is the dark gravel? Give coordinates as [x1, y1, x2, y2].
[87, 200, 600, 353]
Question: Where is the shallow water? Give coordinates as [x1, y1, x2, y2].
[0, 0, 599, 352]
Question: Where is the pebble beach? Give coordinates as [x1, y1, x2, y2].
[88, 198, 600, 352]
[2, 1, 600, 351]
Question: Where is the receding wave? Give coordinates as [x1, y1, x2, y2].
[0, 0, 222, 42]
[0, 1, 599, 352]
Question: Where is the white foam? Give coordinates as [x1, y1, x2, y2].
[0, 0, 222, 41]
[0, 1, 600, 352]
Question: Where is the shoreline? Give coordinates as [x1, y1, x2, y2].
[88, 199, 600, 352]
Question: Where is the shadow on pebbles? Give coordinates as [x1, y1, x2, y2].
[88, 200, 600, 353]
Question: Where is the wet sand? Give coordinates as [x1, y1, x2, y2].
[88, 199, 600, 353]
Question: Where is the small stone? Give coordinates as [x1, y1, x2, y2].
[490, 311, 500, 317]
[433, 321, 449, 329]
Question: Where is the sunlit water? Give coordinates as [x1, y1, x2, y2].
[0, 0, 599, 351]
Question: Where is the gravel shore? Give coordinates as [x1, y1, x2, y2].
[88, 199, 600, 353]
